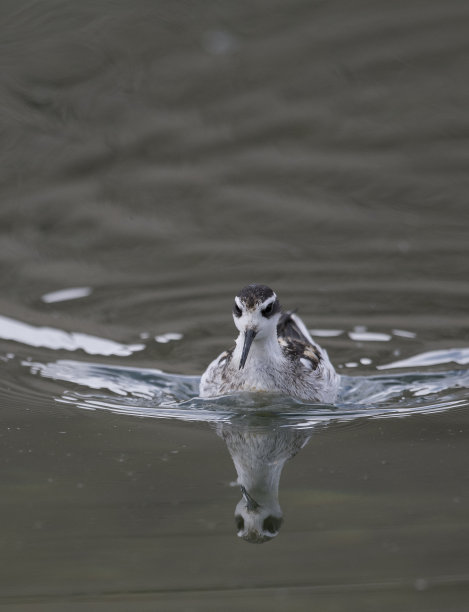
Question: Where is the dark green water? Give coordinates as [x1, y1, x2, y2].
[1, 1, 469, 610]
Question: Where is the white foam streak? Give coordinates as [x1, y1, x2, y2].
[0, 315, 144, 356]
[155, 332, 183, 343]
[310, 329, 344, 337]
[392, 329, 417, 339]
[349, 331, 392, 342]
[378, 348, 469, 370]
[41, 287, 92, 303]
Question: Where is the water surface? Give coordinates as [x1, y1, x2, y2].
[1, 1, 469, 610]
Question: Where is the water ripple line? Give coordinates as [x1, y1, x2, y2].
[20, 354, 469, 429]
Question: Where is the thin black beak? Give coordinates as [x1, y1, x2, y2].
[239, 328, 257, 369]
[240, 485, 260, 511]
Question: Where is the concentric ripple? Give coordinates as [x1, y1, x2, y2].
[22, 352, 469, 430]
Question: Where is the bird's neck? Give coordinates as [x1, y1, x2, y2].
[227, 432, 287, 502]
[233, 330, 283, 369]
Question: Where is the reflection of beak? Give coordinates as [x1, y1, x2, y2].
[240, 485, 260, 511]
[239, 328, 257, 369]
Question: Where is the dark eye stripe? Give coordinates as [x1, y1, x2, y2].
[263, 515, 283, 533]
[233, 303, 242, 317]
[261, 299, 279, 318]
[235, 515, 244, 531]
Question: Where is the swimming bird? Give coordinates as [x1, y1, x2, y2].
[200, 284, 339, 402]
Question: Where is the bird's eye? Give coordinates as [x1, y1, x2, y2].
[261, 302, 274, 317]
[233, 303, 242, 317]
[235, 515, 244, 531]
[263, 515, 283, 534]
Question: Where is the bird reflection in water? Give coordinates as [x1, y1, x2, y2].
[217, 420, 311, 544]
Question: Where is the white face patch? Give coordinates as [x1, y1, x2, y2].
[234, 296, 243, 311]
[260, 293, 277, 310]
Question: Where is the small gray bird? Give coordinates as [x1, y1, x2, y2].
[200, 284, 339, 403]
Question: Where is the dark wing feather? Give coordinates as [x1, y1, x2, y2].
[277, 311, 308, 342]
[277, 311, 322, 371]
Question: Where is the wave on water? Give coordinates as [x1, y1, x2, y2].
[0, 315, 144, 357]
[22, 349, 469, 429]
[3, 312, 467, 428]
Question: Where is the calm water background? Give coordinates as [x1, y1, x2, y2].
[1, 1, 469, 610]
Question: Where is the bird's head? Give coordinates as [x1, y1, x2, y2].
[232, 284, 281, 368]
